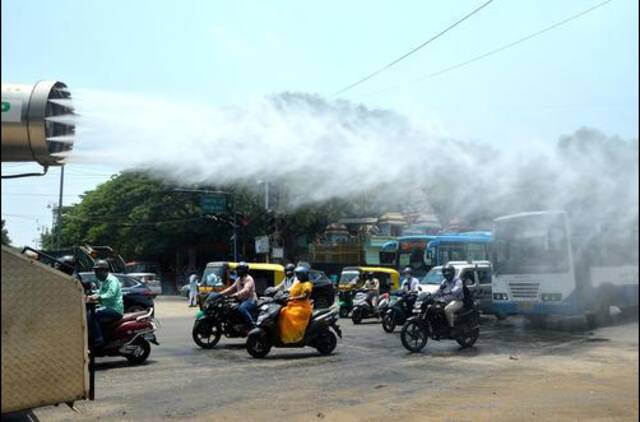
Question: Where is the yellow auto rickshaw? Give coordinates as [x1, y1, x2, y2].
[337, 266, 400, 317]
[198, 261, 285, 306]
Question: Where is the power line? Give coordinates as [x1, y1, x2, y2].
[331, 0, 495, 97]
[358, 0, 614, 100]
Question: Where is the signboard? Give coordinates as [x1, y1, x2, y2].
[200, 195, 227, 215]
[255, 236, 269, 254]
[1, 100, 22, 122]
[271, 247, 284, 259]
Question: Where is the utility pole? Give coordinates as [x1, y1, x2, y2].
[56, 165, 65, 248]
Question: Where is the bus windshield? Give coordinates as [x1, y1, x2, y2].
[494, 214, 570, 275]
[397, 239, 430, 277]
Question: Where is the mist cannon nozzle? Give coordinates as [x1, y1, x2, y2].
[1, 80, 75, 167]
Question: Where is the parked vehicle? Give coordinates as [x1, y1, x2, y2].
[192, 292, 263, 349]
[79, 272, 155, 313]
[128, 272, 163, 296]
[381, 290, 418, 333]
[419, 261, 494, 316]
[400, 293, 480, 352]
[90, 307, 159, 364]
[246, 290, 342, 358]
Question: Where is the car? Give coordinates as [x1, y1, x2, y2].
[419, 260, 494, 314]
[127, 272, 163, 296]
[79, 272, 156, 313]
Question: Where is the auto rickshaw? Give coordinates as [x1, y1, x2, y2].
[197, 262, 285, 307]
[337, 266, 400, 318]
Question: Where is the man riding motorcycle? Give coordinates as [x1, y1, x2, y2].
[436, 264, 464, 328]
[275, 263, 297, 292]
[86, 259, 124, 348]
[220, 262, 257, 326]
[400, 267, 420, 292]
[362, 271, 380, 307]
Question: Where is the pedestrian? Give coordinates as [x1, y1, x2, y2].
[188, 272, 200, 307]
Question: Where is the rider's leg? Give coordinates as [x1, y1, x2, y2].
[444, 300, 463, 327]
[238, 299, 257, 325]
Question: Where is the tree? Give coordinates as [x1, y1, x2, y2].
[1, 219, 11, 246]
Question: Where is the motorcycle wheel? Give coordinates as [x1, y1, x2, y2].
[246, 331, 272, 358]
[401, 320, 428, 353]
[382, 311, 397, 333]
[351, 308, 363, 325]
[192, 319, 221, 349]
[339, 307, 350, 318]
[315, 330, 338, 355]
[126, 339, 151, 364]
[456, 328, 480, 348]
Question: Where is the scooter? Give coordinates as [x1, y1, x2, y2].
[91, 307, 159, 364]
[351, 290, 382, 324]
[400, 293, 480, 352]
[246, 290, 342, 358]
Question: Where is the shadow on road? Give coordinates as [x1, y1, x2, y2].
[94, 359, 157, 371]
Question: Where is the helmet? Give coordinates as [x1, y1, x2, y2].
[442, 264, 455, 280]
[294, 265, 310, 282]
[402, 267, 413, 276]
[93, 259, 110, 270]
[236, 262, 250, 277]
[366, 271, 375, 278]
[284, 263, 295, 275]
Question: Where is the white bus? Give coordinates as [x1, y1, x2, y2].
[491, 210, 638, 325]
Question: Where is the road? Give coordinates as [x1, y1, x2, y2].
[22, 297, 640, 421]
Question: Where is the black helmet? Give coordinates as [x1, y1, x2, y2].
[236, 262, 250, 277]
[402, 267, 413, 276]
[366, 271, 375, 278]
[93, 259, 110, 270]
[294, 265, 310, 282]
[285, 263, 295, 275]
[442, 264, 455, 280]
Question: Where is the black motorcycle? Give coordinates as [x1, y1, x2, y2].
[400, 293, 480, 352]
[351, 290, 380, 324]
[381, 290, 418, 333]
[246, 290, 342, 358]
[192, 292, 262, 349]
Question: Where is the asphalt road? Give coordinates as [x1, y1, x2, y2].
[16, 297, 640, 421]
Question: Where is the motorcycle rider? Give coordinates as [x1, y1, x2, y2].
[400, 267, 420, 292]
[278, 265, 314, 344]
[275, 263, 297, 292]
[220, 262, 257, 325]
[362, 271, 380, 307]
[437, 264, 464, 329]
[86, 260, 124, 348]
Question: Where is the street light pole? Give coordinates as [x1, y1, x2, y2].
[56, 165, 65, 248]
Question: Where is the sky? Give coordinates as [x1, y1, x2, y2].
[2, 0, 638, 247]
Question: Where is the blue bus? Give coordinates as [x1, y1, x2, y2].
[491, 211, 639, 325]
[392, 232, 493, 278]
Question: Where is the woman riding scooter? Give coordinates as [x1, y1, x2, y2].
[279, 266, 314, 344]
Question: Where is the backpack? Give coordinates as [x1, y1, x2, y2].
[462, 283, 474, 309]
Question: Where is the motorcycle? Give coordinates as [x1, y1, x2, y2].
[381, 290, 418, 333]
[245, 290, 343, 358]
[400, 293, 480, 352]
[91, 307, 159, 364]
[351, 290, 384, 324]
[192, 292, 263, 349]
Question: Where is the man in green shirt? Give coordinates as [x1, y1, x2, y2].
[86, 259, 123, 347]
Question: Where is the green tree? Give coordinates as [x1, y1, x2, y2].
[1, 219, 11, 246]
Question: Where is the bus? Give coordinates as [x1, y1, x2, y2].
[491, 211, 639, 324]
[394, 232, 492, 278]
